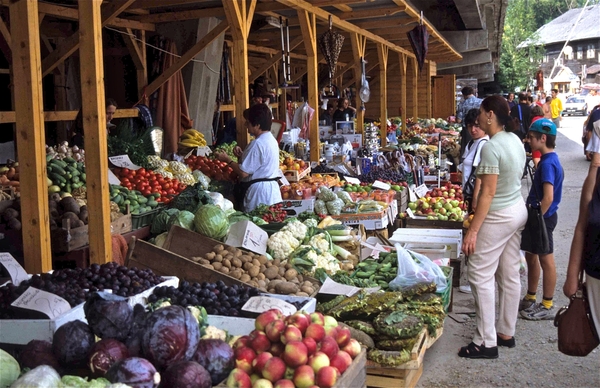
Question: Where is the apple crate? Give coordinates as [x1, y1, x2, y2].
[282, 165, 311, 182]
[366, 329, 427, 388]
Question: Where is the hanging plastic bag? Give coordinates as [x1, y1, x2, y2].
[389, 244, 447, 293]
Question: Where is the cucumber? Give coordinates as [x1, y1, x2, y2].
[65, 184, 71, 193]
[49, 162, 66, 175]
[72, 182, 83, 189]
[114, 194, 123, 205]
[47, 166, 53, 172]
[46, 154, 54, 162]
[129, 200, 139, 207]
[49, 172, 66, 184]
[80, 173, 86, 182]
[66, 166, 80, 176]
[52, 159, 67, 169]
[72, 176, 80, 184]
[63, 157, 76, 164]
[137, 196, 148, 204]
[147, 200, 158, 208]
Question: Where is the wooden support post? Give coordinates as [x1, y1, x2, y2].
[223, 0, 256, 148]
[350, 33, 366, 134]
[377, 43, 388, 147]
[9, 0, 51, 274]
[399, 53, 407, 122]
[297, 9, 319, 162]
[78, 0, 112, 265]
[411, 57, 418, 120]
[425, 61, 432, 118]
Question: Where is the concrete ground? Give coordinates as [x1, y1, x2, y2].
[417, 115, 600, 388]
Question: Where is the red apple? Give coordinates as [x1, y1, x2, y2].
[265, 320, 286, 343]
[316, 366, 340, 388]
[283, 341, 308, 367]
[256, 309, 284, 332]
[285, 312, 310, 334]
[305, 323, 326, 342]
[273, 379, 295, 388]
[250, 374, 261, 384]
[233, 335, 251, 349]
[293, 365, 316, 388]
[302, 337, 317, 356]
[318, 336, 339, 359]
[334, 327, 352, 348]
[329, 350, 352, 374]
[307, 351, 330, 374]
[324, 325, 339, 337]
[323, 315, 338, 328]
[342, 339, 362, 359]
[269, 341, 285, 357]
[250, 330, 272, 353]
[253, 378, 274, 388]
[280, 325, 303, 344]
[226, 368, 252, 388]
[309, 312, 325, 325]
[262, 357, 286, 383]
[252, 352, 273, 373]
[236, 347, 257, 374]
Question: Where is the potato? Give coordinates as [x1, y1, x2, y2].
[231, 269, 243, 279]
[257, 273, 266, 281]
[205, 252, 216, 261]
[249, 281, 259, 288]
[240, 255, 252, 263]
[274, 282, 299, 295]
[214, 254, 223, 262]
[260, 264, 266, 272]
[235, 250, 243, 258]
[257, 280, 267, 290]
[226, 246, 237, 253]
[265, 261, 272, 268]
[232, 258, 242, 268]
[290, 278, 299, 284]
[240, 274, 251, 283]
[201, 263, 214, 270]
[257, 255, 268, 265]
[264, 266, 279, 280]
[252, 259, 261, 267]
[284, 268, 298, 281]
[297, 274, 304, 283]
[268, 288, 276, 293]
[212, 262, 223, 271]
[248, 266, 260, 278]
[268, 279, 283, 287]
[284, 263, 293, 270]
[272, 258, 281, 267]
[302, 281, 313, 288]
[278, 267, 286, 277]
[301, 285, 314, 295]
[213, 244, 224, 252]
[225, 254, 235, 261]
[295, 292, 310, 297]
[223, 259, 231, 268]
[219, 266, 230, 274]
[199, 259, 211, 265]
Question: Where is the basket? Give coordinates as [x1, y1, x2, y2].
[131, 208, 160, 230]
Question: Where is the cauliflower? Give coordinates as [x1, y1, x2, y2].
[303, 218, 318, 228]
[309, 233, 331, 253]
[281, 220, 308, 240]
[313, 251, 341, 274]
[168, 160, 189, 174]
[155, 169, 174, 179]
[201, 325, 227, 341]
[268, 230, 300, 260]
[174, 172, 196, 185]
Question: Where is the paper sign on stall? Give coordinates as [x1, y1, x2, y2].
[109, 155, 141, 170]
[344, 176, 361, 185]
[319, 277, 380, 297]
[107, 169, 121, 185]
[372, 180, 391, 190]
[0, 253, 28, 286]
[225, 220, 268, 255]
[415, 184, 429, 198]
[242, 296, 296, 316]
[11, 287, 71, 319]
[196, 146, 212, 157]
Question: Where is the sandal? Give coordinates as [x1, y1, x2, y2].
[458, 342, 498, 359]
[497, 335, 516, 348]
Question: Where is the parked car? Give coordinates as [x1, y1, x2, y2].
[562, 95, 588, 116]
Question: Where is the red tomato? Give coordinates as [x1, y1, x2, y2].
[121, 178, 130, 184]
[167, 188, 176, 195]
[162, 182, 171, 190]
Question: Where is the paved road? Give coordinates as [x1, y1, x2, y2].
[417, 115, 600, 388]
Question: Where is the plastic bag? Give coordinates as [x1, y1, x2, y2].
[326, 198, 344, 215]
[336, 190, 354, 205]
[314, 199, 328, 216]
[389, 244, 447, 293]
[317, 186, 336, 202]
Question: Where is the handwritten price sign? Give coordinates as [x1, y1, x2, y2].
[109, 155, 140, 170]
[11, 287, 71, 319]
[0, 253, 28, 286]
[242, 296, 297, 316]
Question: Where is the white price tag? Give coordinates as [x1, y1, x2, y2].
[415, 184, 429, 198]
[406, 208, 416, 219]
[0, 253, 28, 286]
[279, 173, 290, 187]
[109, 155, 141, 170]
[372, 180, 391, 190]
[408, 185, 418, 203]
[196, 146, 212, 157]
[107, 169, 121, 185]
[344, 176, 361, 185]
[11, 287, 71, 319]
[242, 296, 297, 316]
[319, 277, 361, 297]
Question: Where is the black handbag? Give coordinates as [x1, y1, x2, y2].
[520, 164, 550, 254]
[554, 272, 600, 356]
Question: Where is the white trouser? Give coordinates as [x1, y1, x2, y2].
[469, 199, 528, 347]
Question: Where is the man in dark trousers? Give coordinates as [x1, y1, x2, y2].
[510, 92, 532, 141]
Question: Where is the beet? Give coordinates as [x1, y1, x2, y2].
[159, 361, 211, 388]
[52, 320, 95, 367]
[106, 357, 160, 388]
[141, 306, 200, 370]
[84, 292, 133, 341]
[88, 338, 130, 377]
[18, 340, 61, 372]
[192, 339, 235, 385]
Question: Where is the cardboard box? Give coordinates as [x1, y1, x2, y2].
[225, 220, 268, 255]
[332, 203, 396, 230]
[389, 228, 462, 259]
[281, 198, 315, 216]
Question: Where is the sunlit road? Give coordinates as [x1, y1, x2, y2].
[557, 114, 586, 147]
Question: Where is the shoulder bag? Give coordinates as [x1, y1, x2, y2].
[463, 139, 488, 201]
[518, 104, 526, 136]
[554, 271, 600, 356]
[520, 164, 550, 254]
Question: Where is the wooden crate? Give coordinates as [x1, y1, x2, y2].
[282, 165, 311, 182]
[404, 217, 464, 230]
[425, 326, 443, 349]
[366, 329, 427, 388]
[51, 213, 132, 253]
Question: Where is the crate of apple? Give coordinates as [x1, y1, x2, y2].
[426, 183, 463, 201]
[407, 196, 466, 221]
[225, 309, 365, 388]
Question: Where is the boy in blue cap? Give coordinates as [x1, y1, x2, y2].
[519, 118, 564, 320]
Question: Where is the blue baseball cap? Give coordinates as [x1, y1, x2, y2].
[529, 118, 557, 136]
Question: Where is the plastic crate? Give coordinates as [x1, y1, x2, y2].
[435, 266, 453, 312]
[131, 208, 159, 230]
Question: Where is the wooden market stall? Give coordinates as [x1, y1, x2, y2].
[1, 0, 461, 273]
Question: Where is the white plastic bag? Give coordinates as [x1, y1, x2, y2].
[389, 244, 448, 293]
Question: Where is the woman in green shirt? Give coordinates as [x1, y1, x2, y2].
[458, 95, 528, 359]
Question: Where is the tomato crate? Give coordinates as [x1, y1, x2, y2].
[131, 208, 160, 230]
[282, 165, 311, 182]
[366, 329, 427, 388]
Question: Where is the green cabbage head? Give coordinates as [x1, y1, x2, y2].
[194, 204, 229, 240]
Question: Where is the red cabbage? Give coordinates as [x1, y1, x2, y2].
[88, 338, 130, 377]
[18, 340, 61, 372]
[160, 361, 212, 388]
[106, 357, 160, 388]
[52, 320, 95, 367]
[192, 339, 235, 385]
[84, 292, 133, 341]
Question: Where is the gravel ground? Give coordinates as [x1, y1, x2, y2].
[417, 116, 600, 388]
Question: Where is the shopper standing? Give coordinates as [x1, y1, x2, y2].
[510, 93, 532, 141]
[507, 93, 517, 110]
[458, 95, 527, 359]
[332, 97, 356, 127]
[550, 89, 563, 128]
[519, 119, 564, 320]
[456, 86, 482, 162]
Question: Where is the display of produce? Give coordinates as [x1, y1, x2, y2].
[184, 155, 238, 182]
[358, 169, 408, 184]
[113, 168, 186, 204]
[249, 203, 288, 223]
[0, 161, 20, 194]
[109, 184, 161, 214]
[46, 142, 86, 162]
[178, 128, 208, 148]
[0, 263, 164, 317]
[46, 156, 86, 195]
[224, 309, 362, 387]
[146, 156, 196, 186]
[214, 141, 239, 163]
[406, 183, 466, 221]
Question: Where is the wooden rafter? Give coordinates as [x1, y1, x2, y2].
[377, 43, 388, 146]
[250, 35, 302, 83]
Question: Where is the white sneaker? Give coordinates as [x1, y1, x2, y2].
[459, 285, 472, 294]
